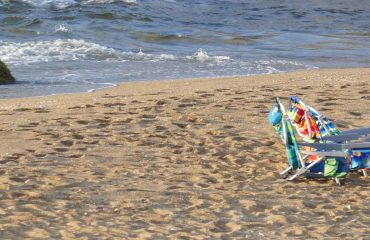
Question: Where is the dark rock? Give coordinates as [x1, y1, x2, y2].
[0, 60, 16, 84]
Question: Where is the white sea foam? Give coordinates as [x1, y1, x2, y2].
[54, 24, 71, 33]
[0, 0, 134, 8]
[159, 54, 177, 61]
[187, 48, 231, 64]
[0, 40, 179, 64]
[83, 0, 136, 3]
[256, 60, 317, 71]
[0, 38, 314, 78]
[0, 39, 120, 64]
[128, 49, 177, 62]
[21, 0, 77, 8]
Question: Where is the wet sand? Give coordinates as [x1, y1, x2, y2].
[0, 68, 369, 239]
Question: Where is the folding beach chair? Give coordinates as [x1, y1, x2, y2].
[288, 96, 340, 140]
[269, 97, 352, 185]
[288, 96, 370, 176]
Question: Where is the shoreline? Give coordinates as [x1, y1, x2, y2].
[0, 66, 369, 104]
[1, 65, 369, 104]
[0, 68, 369, 238]
[0, 65, 354, 101]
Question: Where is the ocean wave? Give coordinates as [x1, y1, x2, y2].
[0, 0, 135, 8]
[0, 39, 120, 64]
[0, 38, 315, 76]
[256, 60, 317, 71]
[186, 48, 230, 64]
[0, 39, 232, 66]
[83, 0, 136, 4]
[0, 0, 77, 9]
[54, 24, 72, 33]
[134, 49, 177, 62]
[0, 39, 184, 64]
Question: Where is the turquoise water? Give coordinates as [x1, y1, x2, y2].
[1, 0, 370, 98]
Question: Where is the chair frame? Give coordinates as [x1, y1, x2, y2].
[288, 97, 370, 176]
[275, 98, 359, 184]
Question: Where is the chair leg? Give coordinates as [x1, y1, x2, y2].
[334, 177, 342, 185]
[288, 157, 324, 181]
[362, 169, 368, 177]
[280, 166, 293, 176]
[288, 168, 307, 181]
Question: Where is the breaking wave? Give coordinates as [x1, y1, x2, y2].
[0, 39, 120, 64]
[0, 39, 235, 66]
[0, 0, 136, 9]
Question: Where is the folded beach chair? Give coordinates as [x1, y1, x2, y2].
[288, 96, 340, 140]
[288, 96, 370, 176]
[269, 97, 352, 184]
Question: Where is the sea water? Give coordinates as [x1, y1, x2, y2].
[1, 0, 370, 98]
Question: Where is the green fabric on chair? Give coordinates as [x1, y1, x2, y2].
[324, 158, 338, 177]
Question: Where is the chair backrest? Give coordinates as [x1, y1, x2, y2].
[288, 96, 322, 140]
[305, 104, 341, 137]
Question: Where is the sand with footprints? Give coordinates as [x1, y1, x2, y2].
[0, 68, 369, 239]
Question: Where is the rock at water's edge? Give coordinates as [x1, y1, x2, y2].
[0, 60, 16, 84]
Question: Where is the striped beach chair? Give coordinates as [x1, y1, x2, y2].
[269, 97, 351, 184]
[288, 96, 370, 176]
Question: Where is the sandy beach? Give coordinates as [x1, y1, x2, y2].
[0, 68, 369, 239]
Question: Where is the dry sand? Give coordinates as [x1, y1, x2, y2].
[0, 68, 369, 239]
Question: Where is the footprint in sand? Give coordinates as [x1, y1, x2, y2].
[33, 153, 47, 158]
[72, 134, 84, 140]
[60, 140, 74, 147]
[322, 102, 340, 106]
[102, 94, 119, 99]
[199, 93, 215, 98]
[318, 107, 332, 112]
[15, 107, 34, 112]
[118, 118, 134, 124]
[358, 89, 369, 94]
[75, 120, 90, 125]
[4, 152, 25, 161]
[155, 125, 168, 131]
[333, 119, 351, 128]
[130, 100, 143, 104]
[232, 96, 245, 101]
[33, 108, 50, 113]
[155, 99, 168, 106]
[53, 147, 69, 153]
[215, 88, 232, 92]
[139, 114, 157, 121]
[172, 122, 188, 129]
[66, 154, 84, 159]
[68, 106, 83, 109]
[340, 84, 351, 89]
[300, 86, 313, 90]
[195, 182, 210, 189]
[9, 175, 29, 183]
[209, 220, 233, 233]
[348, 111, 362, 117]
[56, 120, 70, 126]
[85, 104, 95, 108]
[178, 102, 196, 108]
[315, 97, 336, 103]
[103, 102, 126, 107]
[92, 118, 112, 128]
[18, 122, 39, 128]
[195, 90, 207, 94]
